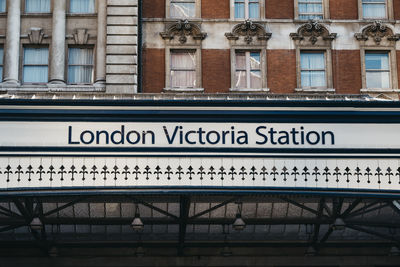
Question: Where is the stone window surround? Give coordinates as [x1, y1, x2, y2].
[164, 45, 203, 92]
[230, 0, 265, 20]
[229, 46, 269, 92]
[166, 0, 201, 19]
[294, 0, 330, 21]
[295, 46, 335, 93]
[358, 0, 394, 20]
[360, 46, 399, 93]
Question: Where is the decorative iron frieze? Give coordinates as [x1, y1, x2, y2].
[225, 20, 271, 44]
[290, 20, 337, 45]
[355, 21, 400, 45]
[160, 20, 207, 44]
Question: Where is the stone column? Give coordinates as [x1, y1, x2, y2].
[95, 0, 107, 85]
[3, 0, 21, 86]
[49, 0, 66, 84]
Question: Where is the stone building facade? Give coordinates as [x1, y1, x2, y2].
[142, 0, 400, 99]
[0, 0, 139, 94]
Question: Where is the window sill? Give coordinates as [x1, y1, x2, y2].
[361, 88, 400, 93]
[295, 88, 335, 93]
[164, 87, 204, 93]
[229, 88, 270, 92]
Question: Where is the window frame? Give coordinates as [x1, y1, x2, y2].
[23, 0, 51, 14]
[294, 0, 329, 20]
[164, 47, 203, 92]
[22, 45, 49, 85]
[68, 0, 97, 15]
[295, 47, 334, 92]
[360, 47, 398, 92]
[230, 47, 268, 92]
[358, 0, 393, 20]
[0, 0, 6, 13]
[166, 0, 201, 19]
[66, 45, 95, 85]
[230, 0, 265, 20]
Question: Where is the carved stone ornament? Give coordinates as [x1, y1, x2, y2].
[160, 20, 207, 44]
[225, 20, 271, 44]
[28, 28, 45, 44]
[354, 21, 400, 45]
[73, 28, 89, 45]
[290, 20, 337, 45]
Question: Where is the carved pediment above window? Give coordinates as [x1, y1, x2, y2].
[225, 20, 271, 44]
[160, 20, 207, 44]
[290, 20, 336, 45]
[355, 21, 400, 45]
[28, 28, 45, 44]
[73, 29, 89, 45]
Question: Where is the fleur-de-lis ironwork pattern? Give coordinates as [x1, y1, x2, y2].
[0, 160, 399, 190]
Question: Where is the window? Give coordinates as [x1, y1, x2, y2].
[300, 51, 326, 88]
[170, 50, 196, 88]
[70, 0, 95, 14]
[234, 51, 262, 89]
[365, 51, 390, 88]
[23, 47, 49, 83]
[0, 0, 5, 12]
[235, 0, 260, 19]
[362, 0, 386, 18]
[170, 0, 195, 18]
[0, 47, 3, 81]
[25, 0, 50, 13]
[68, 47, 94, 84]
[298, 0, 323, 20]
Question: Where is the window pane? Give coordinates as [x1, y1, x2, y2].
[26, 0, 50, 13]
[170, 2, 195, 18]
[235, 71, 247, 88]
[0, 47, 3, 81]
[250, 70, 261, 88]
[0, 0, 6, 12]
[366, 71, 390, 88]
[235, 52, 246, 69]
[363, 0, 386, 18]
[171, 51, 196, 69]
[171, 70, 196, 87]
[68, 48, 94, 83]
[23, 66, 48, 83]
[70, 0, 95, 13]
[24, 47, 48, 65]
[301, 71, 326, 87]
[365, 53, 389, 70]
[250, 52, 261, 70]
[234, 1, 245, 18]
[249, 0, 259, 19]
[301, 52, 325, 70]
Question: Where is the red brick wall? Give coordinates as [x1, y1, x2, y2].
[266, 0, 294, 19]
[394, 0, 400, 20]
[142, 0, 165, 18]
[202, 50, 231, 93]
[267, 50, 297, 94]
[330, 0, 358, 19]
[332, 50, 362, 94]
[142, 48, 165, 93]
[202, 0, 230, 19]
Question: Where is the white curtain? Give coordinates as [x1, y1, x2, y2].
[301, 52, 326, 87]
[234, 0, 245, 18]
[0, 0, 5, 13]
[363, 0, 386, 18]
[23, 47, 48, 83]
[70, 0, 95, 13]
[171, 51, 196, 88]
[170, 1, 195, 18]
[68, 48, 94, 84]
[249, 0, 259, 19]
[26, 0, 50, 13]
[366, 52, 390, 88]
[298, 0, 323, 19]
[0, 47, 3, 81]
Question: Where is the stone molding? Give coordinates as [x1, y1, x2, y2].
[160, 20, 207, 44]
[28, 28, 45, 44]
[290, 20, 337, 45]
[73, 28, 90, 45]
[225, 20, 271, 44]
[355, 21, 400, 45]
